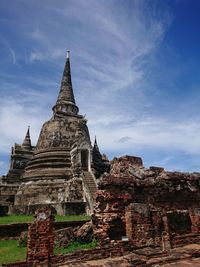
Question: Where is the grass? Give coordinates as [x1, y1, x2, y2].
[0, 240, 26, 264]
[54, 240, 98, 255]
[0, 214, 90, 225]
[55, 214, 90, 222]
[0, 239, 98, 264]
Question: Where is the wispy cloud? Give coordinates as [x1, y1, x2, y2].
[1, 0, 199, 174]
[9, 48, 17, 64]
[1, 37, 18, 64]
[91, 117, 200, 154]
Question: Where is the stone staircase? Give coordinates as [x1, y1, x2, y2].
[82, 171, 97, 200]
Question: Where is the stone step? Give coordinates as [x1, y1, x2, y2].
[33, 151, 71, 158]
[29, 156, 71, 163]
[26, 161, 71, 170]
[82, 171, 97, 200]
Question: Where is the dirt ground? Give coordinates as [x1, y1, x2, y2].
[60, 244, 200, 267]
[162, 258, 200, 266]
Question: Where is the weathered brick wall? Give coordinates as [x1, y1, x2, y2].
[125, 203, 154, 247]
[27, 207, 54, 267]
[189, 208, 200, 233]
[93, 156, 200, 248]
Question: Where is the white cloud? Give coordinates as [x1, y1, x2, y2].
[9, 48, 17, 64]
[29, 50, 44, 62]
[1, 36, 18, 64]
[0, 91, 53, 154]
[89, 117, 200, 156]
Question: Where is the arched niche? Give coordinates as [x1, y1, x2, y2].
[78, 141, 92, 172]
[81, 149, 89, 171]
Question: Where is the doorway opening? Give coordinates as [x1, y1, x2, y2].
[81, 150, 89, 171]
[107, 218, 126, 240]
[167, 211, 192, 235]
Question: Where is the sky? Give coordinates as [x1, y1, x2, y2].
[1, 0, 200, 175]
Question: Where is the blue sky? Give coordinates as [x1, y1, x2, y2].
[1, 0, 200, 175]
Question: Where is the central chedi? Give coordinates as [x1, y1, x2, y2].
[14, 51, 98, 215]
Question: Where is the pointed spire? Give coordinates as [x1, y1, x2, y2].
[92, 136, 102, 166]
[92, 136, 102, 161]
[94, 136, 98, 148]
[53, 51, 79, 117]
[22, 126, 32, 150]
[57, 50, 75, 104]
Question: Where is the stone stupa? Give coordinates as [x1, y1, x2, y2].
[14, 51, 97, 215]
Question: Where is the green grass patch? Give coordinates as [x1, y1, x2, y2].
[0, 214, 90, 225]
[0, 215, 33, 224]
[54, 240, 98, 255]
[0, 239, 98, 264]
[0, 240, 26, 264]
[55, 214, 90, 222]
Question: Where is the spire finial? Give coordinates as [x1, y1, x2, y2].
[53, 51, 79, 117]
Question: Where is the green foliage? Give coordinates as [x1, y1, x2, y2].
[0, 240, 27, 264]
[54, 239, 98, 255]
[0, 214, 90, 224]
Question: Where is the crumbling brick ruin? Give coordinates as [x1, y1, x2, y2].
[93, 155, 200, 250]
[27, 208, 54, 267]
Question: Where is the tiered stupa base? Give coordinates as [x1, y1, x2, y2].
[13, 177, 86, 215]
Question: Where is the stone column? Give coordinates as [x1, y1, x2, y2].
[189, 208, 200, 234]
[27, 207, 55, 267]
[125, 204, 134, 242]
[162, 215, 171, 251]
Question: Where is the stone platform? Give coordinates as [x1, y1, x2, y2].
[59, 243, 200, 267]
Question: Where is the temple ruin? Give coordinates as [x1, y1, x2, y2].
[1, 53, 200, 266]
[0, 52, 109, 215]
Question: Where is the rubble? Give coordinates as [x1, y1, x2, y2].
[75, 221, 93, 243]
[54, 227, 75, 248]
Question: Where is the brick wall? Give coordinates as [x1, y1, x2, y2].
[93, 156, 200, 249]
[26, 207, 54, 267]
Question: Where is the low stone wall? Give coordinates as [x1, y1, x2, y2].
[52, 241, 132, 266]
[171, 233, 200, 247]
[2, 241, 133, 267]
[0, 220, 89, 239]
[0, 205, 9, 216]
[3, 243, 200, 267]
[2, 261, 27, 267]
[0, 184, 19, 216]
